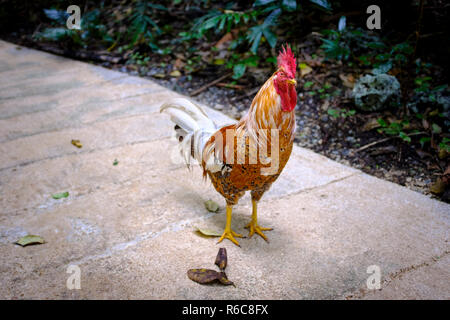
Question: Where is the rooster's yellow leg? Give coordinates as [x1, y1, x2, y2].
[245, 200, 273, 241]
[217, 205, 243, 246]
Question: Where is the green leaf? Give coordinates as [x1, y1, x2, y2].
[37, 28, 71, 41]
[254, 0, 276, 6]
[52, 191, 69, 199]
[202, 16, 221, 30]
[147, 3, 168, 11]
[309, 0, 332, 11]
[113, 159, 119, 166]
[242, 56, 259, 68]
[43, 9, 68, 23]
[392, 42, 413, 54]
[338, 16, 346, 32]
[304, 81, 314, 88]
[327, 108, 340, 118]
[262, 28, 277, 48]
[16, 235, 45, 247]
[282, 0, 297, 11]
[439, 140, 450, 152]
[375, 53, 391, 62]
[263, 8, 281, 26]
[419, 137, 431, 148]
[399, 132, 411, 143]
[367, 42, 387, 49]
[232, 64, 246, 79]
[431, 123, 442, 134]
[377, 118, 388, 127]
[249, 29, 262, 54]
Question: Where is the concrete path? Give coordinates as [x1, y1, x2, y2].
[0, 40, 448, 300]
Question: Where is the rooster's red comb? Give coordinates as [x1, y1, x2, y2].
[277, 44, 296, 78]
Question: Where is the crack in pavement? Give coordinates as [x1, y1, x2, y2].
[270, 172, 361, 200]
[344, 250, 450, 299]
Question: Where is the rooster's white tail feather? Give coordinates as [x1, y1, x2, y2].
[160, 98, 217, 167]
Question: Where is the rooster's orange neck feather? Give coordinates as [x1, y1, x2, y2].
[239, 72, 296, 144]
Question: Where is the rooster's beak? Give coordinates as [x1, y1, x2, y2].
[287, 79, 297, 86]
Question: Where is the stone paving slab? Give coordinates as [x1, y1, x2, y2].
[0, 40, 448, 299]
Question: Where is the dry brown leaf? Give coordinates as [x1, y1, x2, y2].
[362, 118, 381, 132]
[187, 269, 221, 284]
[187, 248, 236, 287]
[430, 178, 446, 195]
[218, 272, 235, 286]
[71, 139, 82, 148]
[215, 248, 227, 271]
[339, 74, 355, 88]
[173, 58, 185, 70]
[320, 100, 330, 111]
[438, 148, 449, 160]
[215, 32, 233, 49]
[415, 149, 432, 159]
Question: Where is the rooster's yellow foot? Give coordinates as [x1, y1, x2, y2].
[245, 222, 272, 242]
[217, 229, 243, 246]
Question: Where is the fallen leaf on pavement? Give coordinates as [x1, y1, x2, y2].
[187, 270, 234, 286]
[215, 248, 227, 271]
[187, 248, 236, 286]
[71, 139, 82, 148]
[52, 191, 69, 199]
[16, 235, 45, 247]
[204, 200, 219, 212]
[195, 227, 222, 238]
[218, 272, 235, 286]
[187, 269, 222, 284]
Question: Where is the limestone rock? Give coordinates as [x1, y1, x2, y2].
[353, 73, 401, 111]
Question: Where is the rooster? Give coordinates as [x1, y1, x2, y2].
[161, 45, 297, 246]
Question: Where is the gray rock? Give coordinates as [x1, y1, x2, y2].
[352, 73, 401, 111]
